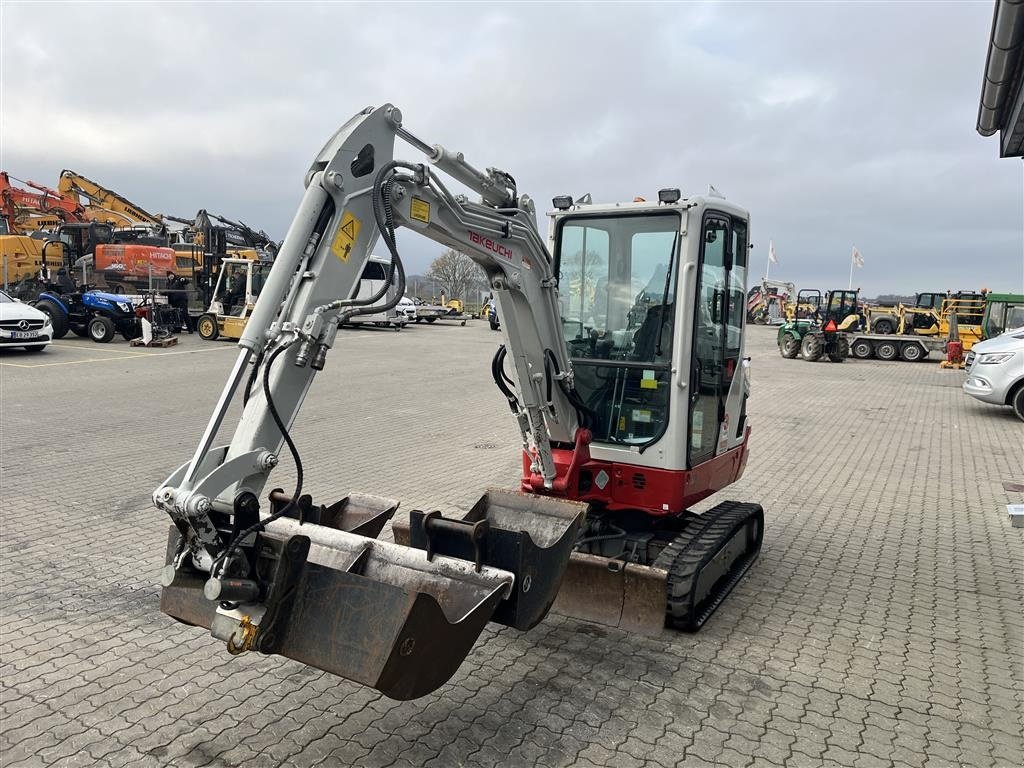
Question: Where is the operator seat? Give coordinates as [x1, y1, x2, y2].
[631, 304, 674, 362]
[56, 270, 77, 294]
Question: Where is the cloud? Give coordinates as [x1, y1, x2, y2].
[1, 1, 1019, 294]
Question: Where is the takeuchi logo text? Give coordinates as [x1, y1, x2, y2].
[468, 230, 513, 260]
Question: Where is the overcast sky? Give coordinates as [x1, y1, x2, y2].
[2, 1, 1021, 295]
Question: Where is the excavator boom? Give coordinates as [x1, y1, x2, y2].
[58, 169, 163, 227]
[156, 105, 588, 699]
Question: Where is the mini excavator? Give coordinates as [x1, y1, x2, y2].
[155, 104, 764, 700]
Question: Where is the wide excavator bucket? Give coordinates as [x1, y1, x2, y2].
[160, 490, 585, 700]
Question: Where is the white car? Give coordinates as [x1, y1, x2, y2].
[396, 296, 417, 322]
[0, 289, 53, 352]
[963, 328, 1024, 421]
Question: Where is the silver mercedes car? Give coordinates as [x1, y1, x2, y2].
[963, 328, 1024, 421]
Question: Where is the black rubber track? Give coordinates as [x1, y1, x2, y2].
[653, 501, 764, 631]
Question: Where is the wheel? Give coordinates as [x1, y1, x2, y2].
[197, 313, 219, 340]
[22, 345, 46, 353]
[87, 315, 116, 343]
[800, 333, 822, 361]
[851, 339, 874, 359]
[425, 317, 437, 323]
[753, 312, 768, 325]
[489, 318, 499, 331]
[1011, 384, 1024, 422]
[900, 342, 925, 362]
[71, 325, 89, 338]
[899, 342, 924, 362]
[121, 323, 142, 341]
[34, 299, 68, 339]
[779, 334, 800, 359]
[826, 336, 848, 362]
[873, 318, 895, 335]
[460, 320, 467, 326]
[875, 341, 899, 361]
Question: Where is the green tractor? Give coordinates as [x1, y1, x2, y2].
[777, 289, 859, 362]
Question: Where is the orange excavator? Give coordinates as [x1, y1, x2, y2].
[0, 172, 87, 233]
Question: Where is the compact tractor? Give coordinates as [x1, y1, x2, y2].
[33, 288, 141, 343]
[154, 105, 764, 700]
[777, 288, 859, 362]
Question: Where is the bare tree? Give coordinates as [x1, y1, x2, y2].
[426, 249, 485, 302]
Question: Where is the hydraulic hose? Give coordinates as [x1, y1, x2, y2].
[214, 338, 304, 578]
[491, 345, 520, 413]
[542, 348, 595, 430]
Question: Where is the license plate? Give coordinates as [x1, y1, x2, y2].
[10, 331, 38, 339]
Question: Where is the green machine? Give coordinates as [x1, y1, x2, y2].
[777, 288, 859, 362]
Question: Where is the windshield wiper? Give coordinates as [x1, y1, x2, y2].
[654, 232, 678, 357]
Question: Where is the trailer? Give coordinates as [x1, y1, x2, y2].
[412, 302, 469, 325]
[847, 333, 944, 362]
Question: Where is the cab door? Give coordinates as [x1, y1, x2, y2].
[688, 214, 744, 466]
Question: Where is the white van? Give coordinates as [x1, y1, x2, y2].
[342, 255, 408, 330]
[963, 328, 1024, 421]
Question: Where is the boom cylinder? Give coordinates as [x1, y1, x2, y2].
[237, 179, 330, 353]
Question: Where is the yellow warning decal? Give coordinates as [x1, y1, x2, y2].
[331, 211, 361, 262]
[640, 369, 658, 389]
[410, 197, 430, 223]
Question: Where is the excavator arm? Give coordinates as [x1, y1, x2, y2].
[58, 169, 164, 227]
[155, 104, 587, 700]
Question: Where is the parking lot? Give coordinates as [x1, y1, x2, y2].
[1, 322, 1021, 768]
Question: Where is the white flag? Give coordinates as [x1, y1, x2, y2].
[768, 240, 778, 264]
[851, 246, 864, 268]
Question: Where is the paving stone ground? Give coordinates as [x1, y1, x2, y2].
[1, 323, 1021, 768]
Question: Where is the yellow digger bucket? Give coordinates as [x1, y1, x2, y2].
[160, 489, 585, 700]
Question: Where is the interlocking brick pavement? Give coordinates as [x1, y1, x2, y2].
[1, 324, 1021, 767]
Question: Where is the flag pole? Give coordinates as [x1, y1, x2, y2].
[848, 256, 853, 290]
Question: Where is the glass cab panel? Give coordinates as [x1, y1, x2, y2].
[555, 212, 680, 446]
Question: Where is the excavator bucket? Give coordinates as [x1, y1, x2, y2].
[160, 489, 585, 700]
[392, 489, 587, 630]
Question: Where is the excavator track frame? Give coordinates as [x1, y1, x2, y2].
[654, 501, 764, 631]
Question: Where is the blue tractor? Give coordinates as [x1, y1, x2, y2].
[34, 287, 141, 343]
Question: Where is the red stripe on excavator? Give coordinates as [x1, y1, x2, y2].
[522, 426, 751, 517]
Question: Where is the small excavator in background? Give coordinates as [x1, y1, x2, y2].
[747, 278, 795, 325]
[155, 104, 764, 700]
